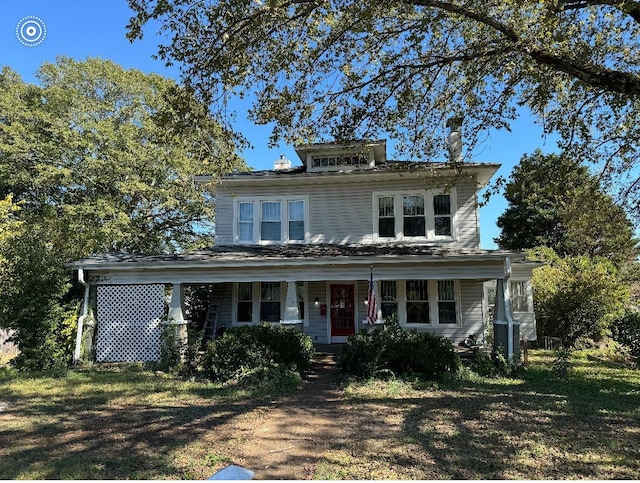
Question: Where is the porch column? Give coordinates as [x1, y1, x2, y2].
[166, 283, 188, 349]
[493, 257, 521, 362]
[281, 280, 302, 325]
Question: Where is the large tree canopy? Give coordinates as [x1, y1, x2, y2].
[496, 150, 638, 267]
[0, 57, 244, 255]
[127, 0, 640, 210]
[0, 57, 245, 369]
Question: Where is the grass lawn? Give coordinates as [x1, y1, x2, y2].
[316, 350, 640, 480]
[1, 350, 639, 479]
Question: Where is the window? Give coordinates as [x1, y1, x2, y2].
[237, 282, 253, 323]
[235, 197, 308, 244]
[403, 195, 426, 237]
[380, 280, 397, 319]
[378, 196, 395, 237]
[289, 201, 305, 241]
[511, 281, 529, 312]
[373, 190, 456, 241]
[406, 280, 430, 324]
[260, 282, 281, 322]
[434, 194, 452, 236]
[437, 280, 457, 324]
[311, 154, 368, 169]
[261, 202, 281, 242]
[238, 202, 254, 242]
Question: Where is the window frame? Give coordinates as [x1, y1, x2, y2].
[232, 281, 308, 325]
[372, 188, 457, 242]
[395, 279, 462, 328]
[233, 196, 309, 244]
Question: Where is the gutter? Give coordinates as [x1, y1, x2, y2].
[73, 268, 90, 364]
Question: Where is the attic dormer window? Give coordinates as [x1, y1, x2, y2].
[311, 154, 369, 169]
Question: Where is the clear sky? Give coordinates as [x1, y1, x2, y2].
[0, 0, 561, 249]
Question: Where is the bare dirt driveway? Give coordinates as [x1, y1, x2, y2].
[218, 347, 347, 480]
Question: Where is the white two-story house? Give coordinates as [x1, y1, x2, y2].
[73, 138, 537, 363]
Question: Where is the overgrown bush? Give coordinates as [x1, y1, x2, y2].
[465, 350, 519, 378]
[611, 310, 640, 359]
[339, 317, 460, 380]
[202, 323, 314, 383]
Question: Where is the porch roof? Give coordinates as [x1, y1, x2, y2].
[74, 244, 531, 271]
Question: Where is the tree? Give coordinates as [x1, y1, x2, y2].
[531, 247, 629, 347]
[127, 0, 640, 211]
[0, 57, 245, 368]
[495, 150, 638, 267]
[0, 57, 245, 256]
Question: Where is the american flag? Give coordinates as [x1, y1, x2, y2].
[367, 268, 378, 325]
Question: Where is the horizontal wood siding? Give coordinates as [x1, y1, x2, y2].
[213, 175, 480, 248]
[307, 282, 329, 343]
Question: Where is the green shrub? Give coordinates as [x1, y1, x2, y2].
[611, 310, 640, 359]
[339, 317, 460, 380]
[202, 323, 314, 383]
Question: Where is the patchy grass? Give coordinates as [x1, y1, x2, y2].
[1, 350, 639, 480]
[315, 350, 640, 480]
[0, 363, 295, 479]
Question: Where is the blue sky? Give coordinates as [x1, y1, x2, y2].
[0, 0, 561, 249]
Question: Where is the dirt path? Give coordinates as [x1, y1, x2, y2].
[226, 349, 347, 480]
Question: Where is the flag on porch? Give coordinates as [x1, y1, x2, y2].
[367, 267, 379, 325]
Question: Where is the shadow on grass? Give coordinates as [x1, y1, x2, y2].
[0, 364, 284, 479]
[331, 355, 640, 479]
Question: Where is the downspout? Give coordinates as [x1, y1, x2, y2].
[73, 268, 90, 364]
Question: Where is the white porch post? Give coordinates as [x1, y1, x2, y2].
[168, 283, 186, 323]
[281, 280, 302, 325]
[165, 283, 189, 352]
[493, 257, 520, 362]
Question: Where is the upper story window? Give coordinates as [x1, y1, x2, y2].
[373, 189, 456, 242]
[311, 153, 369, 169]
[234, 196, 309, 244]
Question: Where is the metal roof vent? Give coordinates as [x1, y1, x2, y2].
[273, 154, 292, 170]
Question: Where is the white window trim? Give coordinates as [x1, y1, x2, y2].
[232, 281, 308, 325]
[233, 196, 310, 244]
[372, 188, 457, 242]
[510, 279, 532, 313]
[397, 279, 462, 328]
[307, 150, 374, 172]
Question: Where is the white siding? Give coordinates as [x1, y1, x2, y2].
[214, 176, 480, 248]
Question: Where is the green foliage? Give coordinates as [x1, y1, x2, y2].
[531, 249, 629, 347]
[128, 1, 640, 213]
[202, 323, 314, 383]
[466, 350, 518, 378]
[496, 151, 638, 267]
[0, 57, 244, 370]
[339, 317, 460, 380]
[611, 310, 640, 359]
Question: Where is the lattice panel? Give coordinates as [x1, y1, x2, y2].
[96, 284, 165, 362]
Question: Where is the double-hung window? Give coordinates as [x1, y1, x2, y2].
[403, 195, 426, 237]
[235, 197, 308, 244]
[380, 280, 398, 319]
[434, 194, 452, 236]
[406, 280, 430, 324]
[511, 281, 529, 312]
[374, 190, 455, 241]
[260, 282, 281, 322]
[238, 202, 254, 243]
[437, 280, 457, 324]
[261, 201, 281, 242]
[289, 200, 305, 241]
[237, 282, 253, 323]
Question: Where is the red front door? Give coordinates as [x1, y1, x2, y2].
[330, 284, 355, 336]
